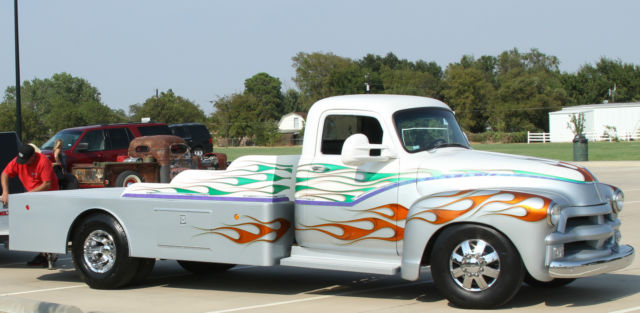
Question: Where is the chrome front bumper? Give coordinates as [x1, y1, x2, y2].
[549, 245, 635, 278]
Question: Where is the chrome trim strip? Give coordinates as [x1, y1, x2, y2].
[549, 245, 634, 278]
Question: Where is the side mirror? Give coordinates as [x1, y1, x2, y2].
[76, 142, 89, 152]
[341, 134, 396, 166]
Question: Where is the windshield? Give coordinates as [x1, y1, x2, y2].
[394, 108, 469, 153]
[41, 130, 83, 151]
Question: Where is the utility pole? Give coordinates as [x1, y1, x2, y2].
[14, 0, 22, 141]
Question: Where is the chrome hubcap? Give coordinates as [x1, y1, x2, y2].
[449, 239, 500, 291]
[83, 230, 116, 273]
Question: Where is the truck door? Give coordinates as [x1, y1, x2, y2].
[295, 111, 401, 256]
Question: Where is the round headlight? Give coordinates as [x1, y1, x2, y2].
[546, 203, 562, 226]
[612, 190, 624, 213]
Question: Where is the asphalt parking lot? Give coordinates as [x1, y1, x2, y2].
[1, 161, 639, 313]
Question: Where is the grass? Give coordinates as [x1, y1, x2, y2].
[215, 141, 640, 162]
[471, 141, 640, 161]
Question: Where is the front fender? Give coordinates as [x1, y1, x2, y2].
[400, 189, 557, 281]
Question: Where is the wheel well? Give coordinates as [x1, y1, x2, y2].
[420, 222, 519, 266]
[66, 209, 116, 250]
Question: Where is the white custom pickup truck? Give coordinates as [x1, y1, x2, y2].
[6, 95, 634, 308]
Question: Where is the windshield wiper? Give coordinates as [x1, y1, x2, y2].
[431, 143, 470, 150]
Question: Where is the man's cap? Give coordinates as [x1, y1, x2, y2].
[17, 144, 35, 164]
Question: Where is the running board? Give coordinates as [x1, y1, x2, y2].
[280, 246, 401, 275]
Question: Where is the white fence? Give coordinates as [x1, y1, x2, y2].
[529, 130, 639, 143]
[584, 131, 639, 142]
[527, 131, 550, 143]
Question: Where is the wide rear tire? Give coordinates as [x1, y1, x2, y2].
[430, 224, 524, 309]
[72, 214, 140, 289]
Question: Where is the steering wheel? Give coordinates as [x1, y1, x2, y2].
[430, 139, 447, 149]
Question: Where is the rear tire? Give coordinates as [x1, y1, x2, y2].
[72, 214, 140, 289]
[177, 260, 234, 274]
[115, 170, 143, 187]
[430, 224, 524, 309]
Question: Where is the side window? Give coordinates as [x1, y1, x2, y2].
[320, 115, 383, 155]
[171, 127, 186, 138]
[79, 130, 106, 152]
[107, 128, 131, 150]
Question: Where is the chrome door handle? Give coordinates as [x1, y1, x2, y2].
[311, 165, 328, 173]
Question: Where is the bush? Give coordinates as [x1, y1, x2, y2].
[467, 131, 528, 144]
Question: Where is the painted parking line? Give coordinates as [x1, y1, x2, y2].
[609, 306, 640, 313]
[204, 280, 427, 313]
[0, 284, 85, 297]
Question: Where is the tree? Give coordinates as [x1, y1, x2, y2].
[244, 73, 284, 121]
[129, 89, 206, 124]
[492, 49, 566, 132]
[282, 89, 303, 113]
[0, 73, 124, 144]
[292, 52, 357, 107]
[563, 58, 640, 105]
[441, 61, 495, 132]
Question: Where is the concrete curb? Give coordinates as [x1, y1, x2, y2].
[0, 297, 83, 313]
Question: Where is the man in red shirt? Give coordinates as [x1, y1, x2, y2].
[1, 144, 59, 267]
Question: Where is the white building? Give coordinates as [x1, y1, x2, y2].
[278, 112, 306, 134]
[549, 103, 640, 142]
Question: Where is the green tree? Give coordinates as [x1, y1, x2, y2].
[441, 60, 496, 132]
[0, 73, 124, 143]
[129, 89, 205, 124]
[492, 49, 566, 132]
[282, 89, 303, 113]
[292, 52, 357, 107]
[244, 73, 284, 121]
[563, 58, 640, 105]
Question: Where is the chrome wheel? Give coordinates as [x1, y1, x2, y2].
[83, 230, 116, 273]
[449, 239, 501, 291]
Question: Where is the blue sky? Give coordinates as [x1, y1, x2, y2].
[1, 0, 639, 115]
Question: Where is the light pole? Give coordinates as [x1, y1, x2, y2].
[14, 0, 22, 141]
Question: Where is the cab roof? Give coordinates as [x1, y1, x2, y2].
[308, 95, 451, 117]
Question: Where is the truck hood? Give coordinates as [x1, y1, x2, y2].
[419, 148, 595, 183]
[415, 148, 600, 205]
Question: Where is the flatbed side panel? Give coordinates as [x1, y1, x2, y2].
[114, 196, 294, 266]
[9, 188, 125, 254]
[9, 188, 295, 266]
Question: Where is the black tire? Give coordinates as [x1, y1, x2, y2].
[131, 258, 156, 284]
[430, 224, 524, 309]
[62, 173, 79, 190]
[524, 272, 575, 288]
[115, 170, 143, 187]
[72, 214, 140, 289]
[177, 260, 235, 274]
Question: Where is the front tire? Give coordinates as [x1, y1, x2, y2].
[431, 224, 524, 309]
[72, 214, 140, 289]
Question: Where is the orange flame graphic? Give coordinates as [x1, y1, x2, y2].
[298, 203, 408, 244]
[409, 190, 550, 224]
[204, 216, 290, 244]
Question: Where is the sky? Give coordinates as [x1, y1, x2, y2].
[2, 0, 640, 115]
